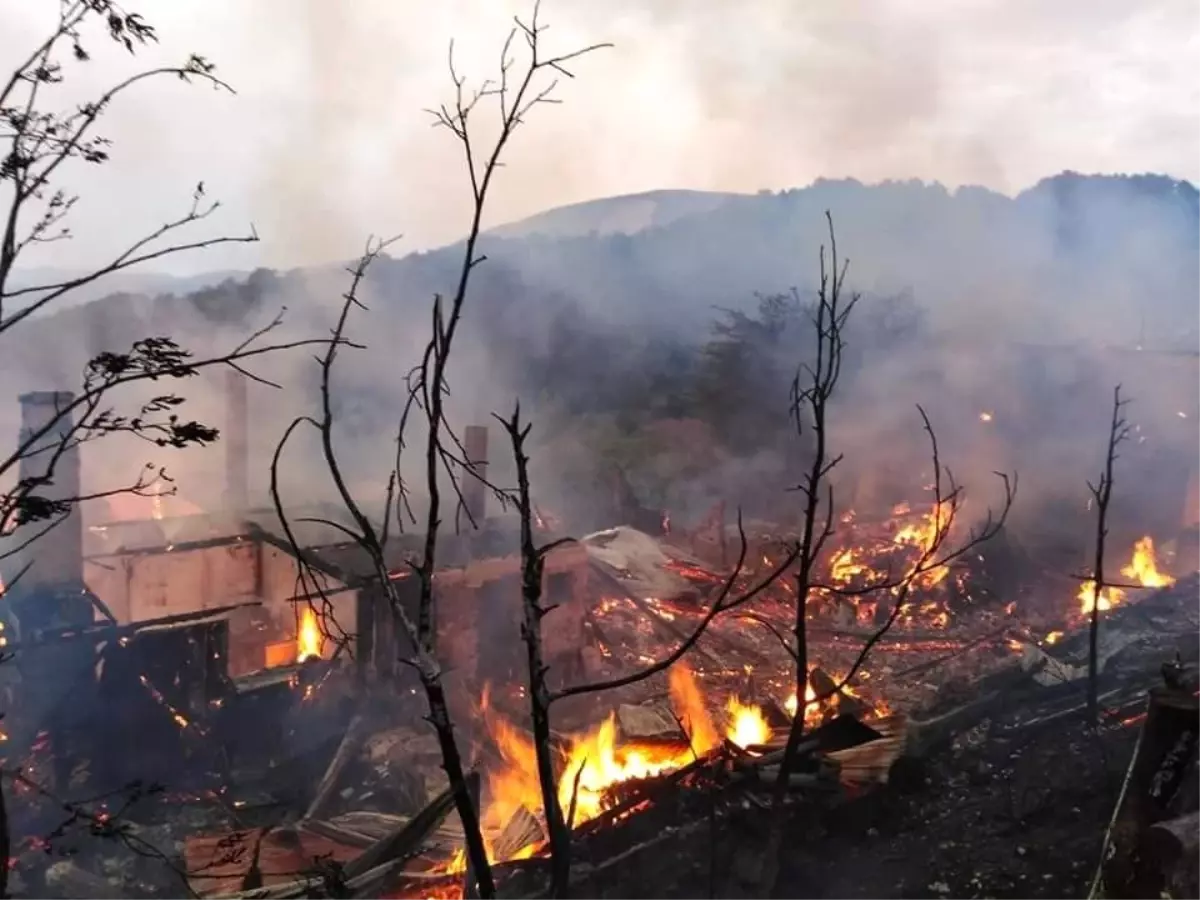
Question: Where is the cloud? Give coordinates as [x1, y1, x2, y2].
[0, 0, 1195, 274]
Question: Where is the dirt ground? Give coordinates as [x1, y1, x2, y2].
[768, 715, 1136, 899]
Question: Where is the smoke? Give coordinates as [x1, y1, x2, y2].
[0, 0, 1196, 564]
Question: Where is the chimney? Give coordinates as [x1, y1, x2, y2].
[16, 391, 82, 588]
[224, 369, 249, 513]
[463, 425, 489, 524]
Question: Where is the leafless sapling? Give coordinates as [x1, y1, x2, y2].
[498, 401, 799, 897]
[269, 8, 609, 896]
[751, 216, 1015, 895]
[1084, 385, 1131, 722]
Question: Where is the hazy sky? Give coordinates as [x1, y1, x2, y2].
[2, 0, 1197, 273]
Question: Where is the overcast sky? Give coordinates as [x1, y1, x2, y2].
[2, 0, 1197, 274]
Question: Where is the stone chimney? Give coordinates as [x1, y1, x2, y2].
[224, 370, 249, 512]
[16, 391, 82, 588]
[463, 425, 489, 524]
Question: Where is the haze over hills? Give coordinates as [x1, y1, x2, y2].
[15, 171, 1199, 344]
[6, 267, 251, 315]
[488, 189, 751, 240]
[6, 170, 1198, 529]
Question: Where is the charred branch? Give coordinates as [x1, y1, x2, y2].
[1085, 385, 1132, 722]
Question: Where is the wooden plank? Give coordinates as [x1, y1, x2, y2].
[184, 825, 361, 898]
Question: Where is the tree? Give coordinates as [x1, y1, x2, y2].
[753, 215, 1016, 894]
[499, 405, 795, 897]
[1084, 385, 1131, 721]
[270, 7, 609, 897]
[0, 4, 327, 893]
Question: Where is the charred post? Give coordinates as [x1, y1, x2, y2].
[16, 391, 83, 591]
[463, 424, 489, 526]
[225, 369, 250, 514]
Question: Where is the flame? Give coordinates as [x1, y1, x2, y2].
[1078, 536, 1175, 616]
[559, 715, 698, 824]
[724, 697, 770, 749]
[666, 661, 721, 754]
[471, 671, 712, 868]
[979, 411, 993, 422]
[783, 680, 828, 729]
[1120, 536, 1174, 589]
[297, 607, 323, 662]
[892, 499, 953, 587]
[1077, 579, 1124, 614]
[453, 660, 889, 875]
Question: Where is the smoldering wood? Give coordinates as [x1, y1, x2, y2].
[616, 700, 689, 743]
[491, 806, 548, 864]
[339, 776, 461, 882]
[303, 712, 368, 821]
[193, 780, 463, 898]
[462, 772, 483, 900]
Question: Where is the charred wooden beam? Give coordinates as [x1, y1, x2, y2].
[303, 713, 368, 821]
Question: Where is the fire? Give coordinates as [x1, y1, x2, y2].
[453, 661, 889, 876]
[1077, 580, 1124, 614]
[725, 697, 770, 749]
[473, 673, 709, 867]
[1077, 536, 1175, 616]
[783, 680, 826, 730]
[666, 661, 720, 754]
[559, 715, 697, 823]
[1120, 537, 1174, 589]
[979, 411, 993, 422]
[892, 499, 953, 587]
[297, 607, 322, 662]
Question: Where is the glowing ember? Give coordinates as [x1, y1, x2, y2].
[725, 697, 770, 749]
[1043, 630, 1064, 645]
[297, 607, 322, 662]
[783, 680, 825, 729]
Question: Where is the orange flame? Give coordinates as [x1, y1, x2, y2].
[724, 697, 770, 749]
[297, 607, 322, 662]
[666, 661, 720, 754]
[1120, 536, 1174, 589]
[1078, 536, 1175, 616]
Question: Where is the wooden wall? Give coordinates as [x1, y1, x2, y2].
[83, 535, 355, 677]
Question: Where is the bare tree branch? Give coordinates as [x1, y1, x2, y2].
[1085, 384, 1131, 722]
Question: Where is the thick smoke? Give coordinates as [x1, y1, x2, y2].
[0, 0, 1196, 563]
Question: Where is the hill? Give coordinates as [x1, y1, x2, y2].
[489, 189, 748, 240]
[4, 172, 1196, 526]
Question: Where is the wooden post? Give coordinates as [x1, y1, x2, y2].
[225, 370, 249, 513]
[355, 584, 375, 686]
[16, 391, 84, 603]
[463, 425, 488, 526]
